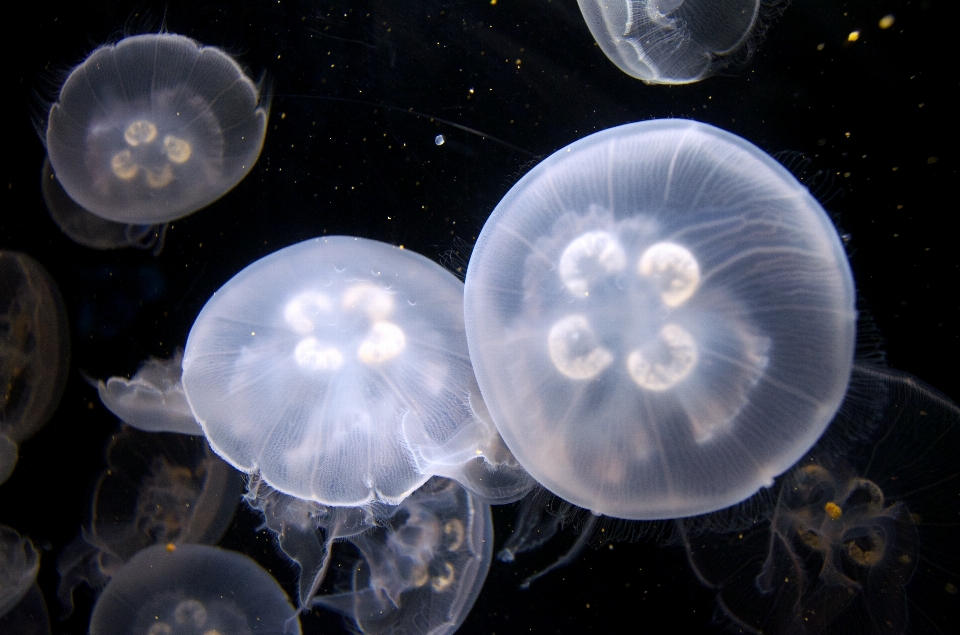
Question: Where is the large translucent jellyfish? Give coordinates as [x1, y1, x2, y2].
[182, 236, 532, 508]
[88, 543, 300, 635]
[577, 0, 765, 84]
[314, 478, 493, 635]
[96, 349, 201, 435]
[464, 119, 857, 520]
[57, 428, 242, 612]
[1, 251, 70, 485]
[682, 366, 960, 634]
[45, 33, 268, 224]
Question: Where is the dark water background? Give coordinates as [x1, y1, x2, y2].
[2, 1, 955, 633]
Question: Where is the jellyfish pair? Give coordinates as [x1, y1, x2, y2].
[1, 252, 70, 485]
[57, 427, 242, 613]
[577, 0, 768, 83]
[44, 33, 267, 230]
[94, 235, 522, 629]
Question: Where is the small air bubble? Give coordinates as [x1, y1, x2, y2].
[435, 134, 446, 146]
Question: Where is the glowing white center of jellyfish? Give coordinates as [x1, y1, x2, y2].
[284, 291, 334, 333]
[558, 231, 627, 296]
[547, 314, 614, 379]
[111, 119, 193, 189]
[358, 321, 406, 364]
[284, 285, 406, 370]
[341, 281, 395, 320]
[294, 337, 344, 371]
[627, 323, 697, 391]
[637, 241, 700, 308]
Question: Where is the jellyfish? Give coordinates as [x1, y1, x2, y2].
[313, 478, 493, 635]
[45, 33, 268, 224]
[96, 349, 202, 435]
[576, 0, 767, 83]
[463, 119, 857, 520]
[181, 235, 533, 508]
[681, 365, 960, 634]
[0, 526, 50, 635]
[1, 251, 70, 485]
[88, 543, 300, 635]
[1, 525, 40, 618]
[41, 157, 166, 252]
[57, 427, 242, 612]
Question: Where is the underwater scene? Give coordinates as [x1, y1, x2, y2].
[2, 1, 956, 633]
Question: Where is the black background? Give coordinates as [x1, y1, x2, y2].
[1, 1, 955, 633]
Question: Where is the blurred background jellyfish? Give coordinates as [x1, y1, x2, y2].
[313, 478, 493, 635]
[96, 349, 202, 435]
[182, 235, 532, 508]
[57, 427, 242, 613]
[0, 251, 70, 485]
[41, 158, 166, 253]
[681, 365, 960, 634]
[45, 33, 268, 224]
[576, 0, 772, 83]
[88, 543, 300, 635]
[464, 119, 856, 520]
[0, 525, 50, 635]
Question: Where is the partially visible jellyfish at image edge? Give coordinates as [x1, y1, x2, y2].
[1, 525, 50, 635]
[464, 118, 857, 521]
[45, 33, 268, 224]
[576, 0, 772, 84]
[1, 251, 70, 485]
[88, 543, 300, 635]
[681, 366, 960, 634]
[57, 427, 242, 614]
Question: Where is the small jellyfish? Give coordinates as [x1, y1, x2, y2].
[464, 119, 856, 520]
[96, 349, 201, 435]
[1, 251, 70, 485]
[181, 236, 532, 508]
[681, 365, 960, 634]
[576, 0, 767, 83]
[57, 428, 242, 612]
[45, 33, 268, 224]
[0, 526, 50, 635]
[41, 157, 166, 252]
[88, 543, 300, 635]
[314, 478, 493, 635]
[1, 525, 40, 617]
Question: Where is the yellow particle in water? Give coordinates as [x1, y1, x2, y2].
[879, 15, 895, 29]
[825, 501, 842, 519]
[847, 31, 860, 42]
